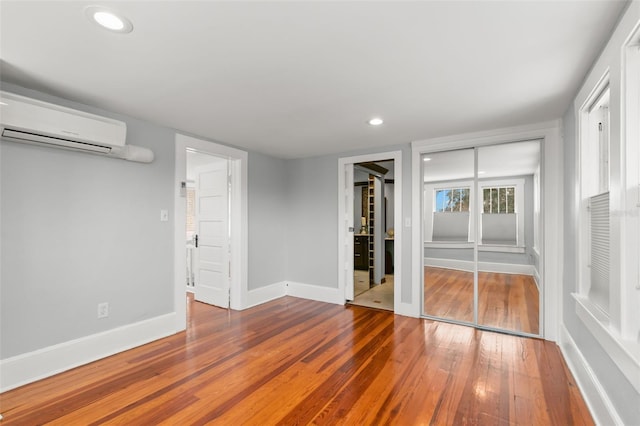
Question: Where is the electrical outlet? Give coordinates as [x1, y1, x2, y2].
[98, 302, 109, 319]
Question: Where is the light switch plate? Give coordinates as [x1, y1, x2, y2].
[160, 209, 169, 221]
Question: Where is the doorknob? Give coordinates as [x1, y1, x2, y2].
[195, 234, 198, 248]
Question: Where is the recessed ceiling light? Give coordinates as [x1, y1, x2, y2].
[85, 6, 133, 33]
[368, 118, 383, 126]
[423, 157, 431, 161]
[478, 171, 486, 174]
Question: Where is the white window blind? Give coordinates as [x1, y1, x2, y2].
[589, 191, 610, 315]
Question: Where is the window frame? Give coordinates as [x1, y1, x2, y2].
[577, 74, 611, 313]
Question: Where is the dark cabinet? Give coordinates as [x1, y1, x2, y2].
[354, 235, 369, 270]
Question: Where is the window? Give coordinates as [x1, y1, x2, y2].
[589, 88, 610, 195]
[432, 187, 471, 242]
[580, 83, 611, 317]
[483, 186, 515, 213]
[424, 181, 474, 243]
[435, 188, 470, 212]
[478, 180, 524, 246]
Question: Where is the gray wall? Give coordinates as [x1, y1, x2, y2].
[284, 155, 338, 286]
[562, 108, 639, 423]
[284, 144, 413, 304]
[1, 83, 175, 358]
[248, 152, 287, 290]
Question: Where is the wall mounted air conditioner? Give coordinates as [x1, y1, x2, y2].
[0, 91, 153, 163]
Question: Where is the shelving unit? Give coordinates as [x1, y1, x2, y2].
[368, 175, 375, 282]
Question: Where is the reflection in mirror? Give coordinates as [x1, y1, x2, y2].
[423, 149, 475, 322]
[477, 140, 541, 334]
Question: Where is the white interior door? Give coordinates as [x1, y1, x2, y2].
[345, 165, 355, 300]
[194, 159, 230, 308]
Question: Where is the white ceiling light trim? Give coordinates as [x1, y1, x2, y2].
[85, 6, 133, 33]
[368, 118, 383, 126]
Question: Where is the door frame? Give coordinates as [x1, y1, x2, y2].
[337, 150, 403, 314]
[411, 121, 562, 340]
[174, 133, 248, 332]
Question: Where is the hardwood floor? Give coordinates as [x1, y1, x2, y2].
[424, 267, 540, 334]
[0, 295, 590, 425]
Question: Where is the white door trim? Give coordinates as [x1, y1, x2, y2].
[337, 150, 403, 314]
[174, 134, 248, 332]
[411, 120, 562, 341]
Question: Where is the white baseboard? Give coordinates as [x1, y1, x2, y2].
[425, 257, 474, 272]
[0, 312, 177, 393]
[424, 257, 535, 275]
[559, 325, 622, 426]
[244, 282, 286, 309]
[285, 281, 343, 305]
[533, 268, 541, 290]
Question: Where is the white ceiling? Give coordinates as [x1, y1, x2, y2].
[424, 140, 540, 182]
[0, 1, 627, 159]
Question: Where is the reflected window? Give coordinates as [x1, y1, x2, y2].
[483, 186, 515, 214]
[481, 185, 517, 245]
[435, 188, 470, 212]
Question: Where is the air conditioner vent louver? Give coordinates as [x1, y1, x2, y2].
[0, 91, 154, 163]
[2, 128, 113, 154]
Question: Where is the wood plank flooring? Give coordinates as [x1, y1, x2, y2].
[0, 295, 590, 425]
[424, 267, 540, 334]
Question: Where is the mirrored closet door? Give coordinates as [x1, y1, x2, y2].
[423, 148, 475, 324]
[422, 140, 542, 336]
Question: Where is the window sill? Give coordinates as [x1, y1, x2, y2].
[572, 293, 640, 393]
[479, 244, 525, 254]
[424, 242, 474, 249]
[423, 242, 525, 253]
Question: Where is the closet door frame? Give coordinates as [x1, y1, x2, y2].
[412, 121, 562, 340]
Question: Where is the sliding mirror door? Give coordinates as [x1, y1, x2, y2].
[423, 149, 475, 323]
[422, 140, 542, 337]
[477, 141, 541, 335]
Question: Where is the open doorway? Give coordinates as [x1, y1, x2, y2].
[350, 160, 395, 311]
[337, 150, 403, 314]
[174, 134, 248, 332]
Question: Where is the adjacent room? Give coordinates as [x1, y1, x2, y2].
[1, 1, 638, 424]
[350, 160, 395, 311]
